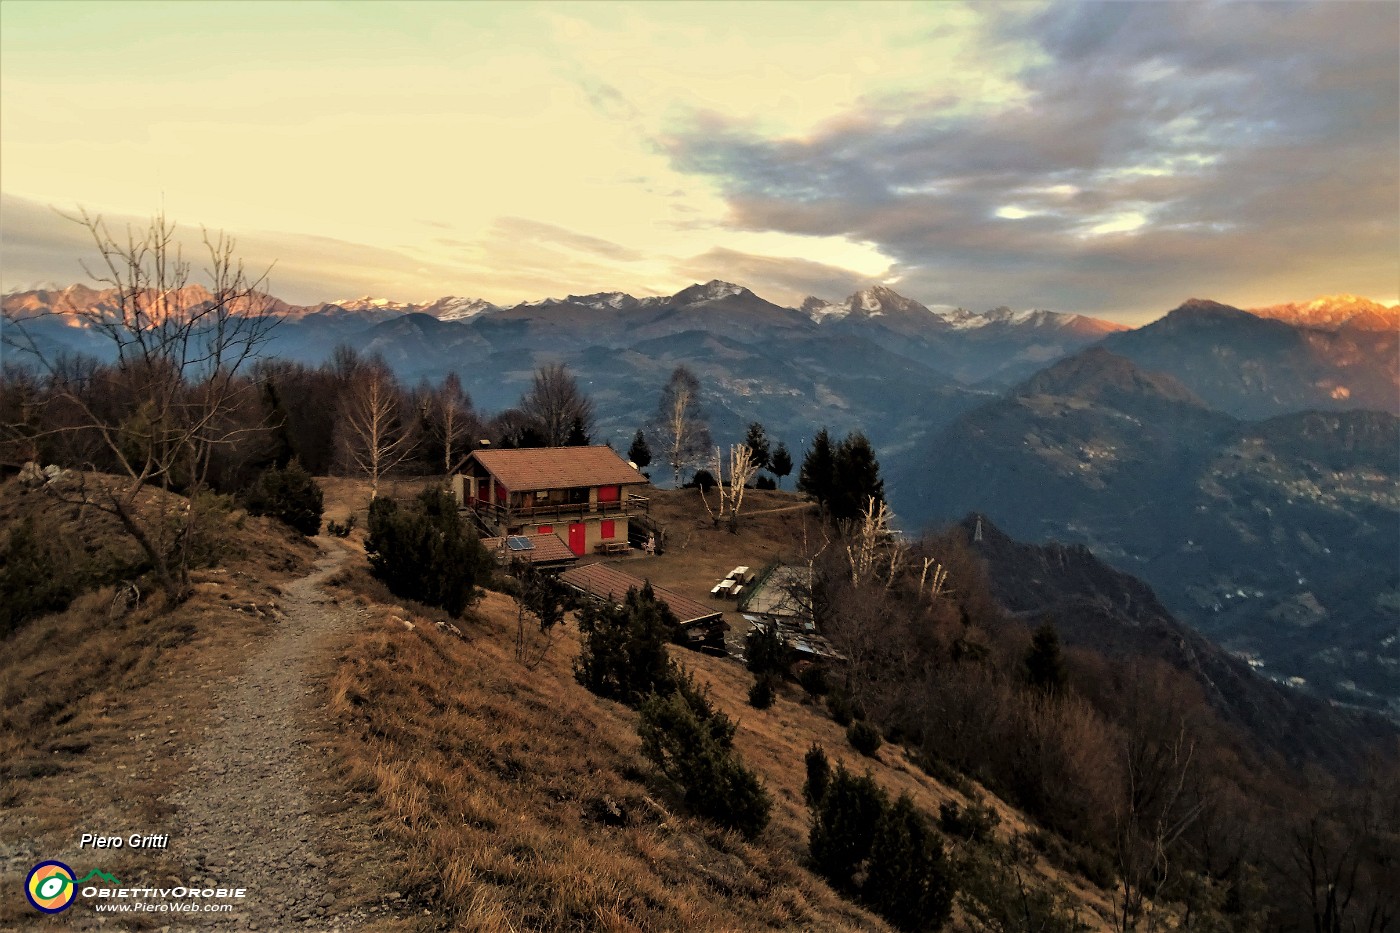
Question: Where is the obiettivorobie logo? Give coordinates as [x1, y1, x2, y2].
[25, 861, 122, 914]
[25, 858, 248, 916]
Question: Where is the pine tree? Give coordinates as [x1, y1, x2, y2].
[803, 744, 831, 809]
[829, 432, 884, 524]
[770, 441, 793, 489]
[809, 763, 888, 893]
[243, 459, 324, 536]
[743, 422, 771, 472]
[627, 429, 652, 469]
[365, 488, 490, 617]
[574, 584, 680, 706]
[862, 794, 955, 932]
[638, 672, 771, 838]
[798, 428, 836, 509]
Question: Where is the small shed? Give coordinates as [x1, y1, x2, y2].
[559, 563, 727, 652]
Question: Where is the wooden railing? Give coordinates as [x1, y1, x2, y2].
[470, 497, 647, 527]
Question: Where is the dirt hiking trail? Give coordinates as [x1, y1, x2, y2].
[154, 541, 399, 932]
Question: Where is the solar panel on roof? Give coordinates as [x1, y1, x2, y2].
[506, 536, 535, 551]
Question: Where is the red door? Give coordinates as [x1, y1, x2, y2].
[568, 522, 586, 556]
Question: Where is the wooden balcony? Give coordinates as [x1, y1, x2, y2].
[469, 496, 647, 529]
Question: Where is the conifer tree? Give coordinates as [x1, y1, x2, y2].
[809, 763, 888, 893]
[743, 421, 771, 472]
[829, 432, 884, 524]
[862, 795, 955, 932]
[770, 441, 793, 489]
[627, 429, 652, 469]
[803, 744, 831, 809]
[798, 428, 836, 509]
[574, 584, 679, 706]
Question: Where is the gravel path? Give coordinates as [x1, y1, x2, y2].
[155, 540, 392, 932]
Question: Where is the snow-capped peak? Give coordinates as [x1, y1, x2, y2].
[430, 296, 497, 321]
[801, 295, 849, 321]
[671, 280, 751, 304]
[563, 291, 640, 311]
[801, 285, 934, 322]
[329, 295, 421, 314]
[850, 285, 930, 318]
[1248, 294, 1399, 331]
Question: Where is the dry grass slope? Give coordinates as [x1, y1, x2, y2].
[327, 576, 880, 932]
[0, 476, 319, 927]
[326, 487, 1117, 932]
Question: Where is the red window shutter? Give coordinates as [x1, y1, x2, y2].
[598, 485, 620, 502]
[601, 520, 615, 539]
[537, 525, 553, 535]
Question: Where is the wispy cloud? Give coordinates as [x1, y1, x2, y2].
[1, 2, 1393, 318]
[661, 1, 1399, 319]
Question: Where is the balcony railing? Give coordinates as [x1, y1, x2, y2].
[470, 496, 647, 528]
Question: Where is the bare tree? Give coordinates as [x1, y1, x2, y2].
[0, 208, 277, 599]
[845, 495, 905, 589]
[431, 371, 479, 475]
[510, 557, 567, 669]
[651, 365, 710, 486]
[1112, 668, 1205, 932]
[339, 356, 415, 499]
[519, 362, 594, 447]
[703, 443, 759, 531]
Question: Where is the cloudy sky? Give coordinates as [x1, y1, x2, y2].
[1, 1, 1395, 323]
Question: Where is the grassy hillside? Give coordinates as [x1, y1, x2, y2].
[324, 485, 1116, 931]
[0, 476, 1120, 930]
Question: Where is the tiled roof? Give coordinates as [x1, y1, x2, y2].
[467, 445, 647, 491]
[559, 563, 722, 627]
[481, 533, 578, 565]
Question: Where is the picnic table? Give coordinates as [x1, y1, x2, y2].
[596, 541, 630, 555]
[711, 579, 736, 597]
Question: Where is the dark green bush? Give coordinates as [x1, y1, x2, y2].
[796, 663, 830, 697]
[365, 488, 489, 618]
[748, 673, 777, 709]
[847, 720, 883, 757]
[638, 674, 770, 839]
[745, 622, 788, 677]
[690, 469, 717, 491]
[1, 517, 84, 637]
[326, 515, 356, 538]
[809, 763, 888, 893]
[803, 743, 831, 809]
[938, 798, 1001, 844]
[863, 794, 955, 932]
[243, 459, 324, 536]
[574, 583, 681, 707]
[827, 690, 856, 726]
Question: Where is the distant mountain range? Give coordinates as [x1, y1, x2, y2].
[899, 347, 1399, 715]
[964, 513, 1396, 773]
[5, 281, 1396, 713]
[1101, 298, 1399, 418]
